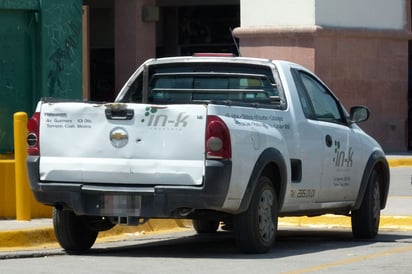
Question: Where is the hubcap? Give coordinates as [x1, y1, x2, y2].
[258, 189, 275, 243]
[372, 180, 380, 228]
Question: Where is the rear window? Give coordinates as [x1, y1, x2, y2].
[118, 62, 284, 107]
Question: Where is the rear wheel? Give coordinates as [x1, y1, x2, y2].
[234, 175, 277, 253]
[53, 208, 98, 252]
[192, 219, 220, 233]
[351, 169, 381, 238]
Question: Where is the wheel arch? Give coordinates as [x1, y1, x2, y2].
[237, 147, 288, 213]
[353, 150, 390, 211]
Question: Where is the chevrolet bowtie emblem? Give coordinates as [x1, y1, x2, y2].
[111, 132, 127, 140]
[109, 127, 128, 148]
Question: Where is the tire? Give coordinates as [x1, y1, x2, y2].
[192, 219, 220, 233]
[53, 208, 98, 252]
[351, 169, 381, 238]
[234, 175, 278, 253]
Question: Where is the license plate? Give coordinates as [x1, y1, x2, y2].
[100, 194, 141, 216]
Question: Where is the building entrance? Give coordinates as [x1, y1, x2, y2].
[83, 1, 240, 102]
[157, 4, 240, 57]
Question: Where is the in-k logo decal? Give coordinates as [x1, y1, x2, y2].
[333, 140, 353, 167]
[141, 106, 189, 128]
[141, 106, 164, 123]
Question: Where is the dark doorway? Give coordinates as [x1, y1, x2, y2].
[408, 1, 412, 150]
[84, 0, 115, 102]
[408, 40, 412, 150]
[157, 4, 240, 57]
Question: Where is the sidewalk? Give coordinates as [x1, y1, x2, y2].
[0, 155, 411, 252]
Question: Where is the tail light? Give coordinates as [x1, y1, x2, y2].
[206, 116, 231, 159]
[27, 112, 40, 155]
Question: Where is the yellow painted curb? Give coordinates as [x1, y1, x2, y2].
[279, 215, 412, 231]
[97, 219, 192, 241]
[0, 219, 192, 251]
[0, 226, 57, 251]
[387, 158, 412, 167]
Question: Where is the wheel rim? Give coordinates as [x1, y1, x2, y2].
[372, 179, 380, 228]
[258, 188, 275, 243]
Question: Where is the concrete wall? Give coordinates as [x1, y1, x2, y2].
[0, 160, 17, 217]
[241, 0, 315, 27]
[236, 0, 410, 151]
[241, 0, 405, 30]
[314, 30, 409, 151]
[0, 158, 51, 218]
[40, 0, 83, 99]
[114, 0, 157, 93]
[315, 0, 405, 29]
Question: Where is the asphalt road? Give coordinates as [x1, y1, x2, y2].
[0, 229, 411, 274]
[382, 167, 412, 216]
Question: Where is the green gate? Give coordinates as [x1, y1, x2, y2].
[0, 10, 35, 153]
[0, 0, 82, 154]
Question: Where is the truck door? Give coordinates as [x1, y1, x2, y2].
[292, 69, 362, 203]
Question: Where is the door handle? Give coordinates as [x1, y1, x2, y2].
[325, 134, 332, 147]
[105, 104, 134, 120]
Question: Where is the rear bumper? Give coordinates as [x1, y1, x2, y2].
[27, 156, 232, 218]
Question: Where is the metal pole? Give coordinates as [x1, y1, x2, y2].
[14, 112, 31, 221]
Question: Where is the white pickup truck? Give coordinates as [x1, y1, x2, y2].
[27, 55, 390, 254]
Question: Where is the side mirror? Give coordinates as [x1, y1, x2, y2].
[350, 106, 370, 123]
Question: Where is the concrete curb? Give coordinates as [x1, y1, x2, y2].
[0, 219, 192, 252]
[387, 157, 412, 167]
[0, 226, 56, 251]
[279, 216, 412, 231]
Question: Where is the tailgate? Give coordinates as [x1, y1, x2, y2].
[39, 102, 207, 186]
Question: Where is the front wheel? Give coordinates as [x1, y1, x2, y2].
[53, 208, 98, 252]
[233, 175, 278, 253]
[351, 169, 381, 238]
